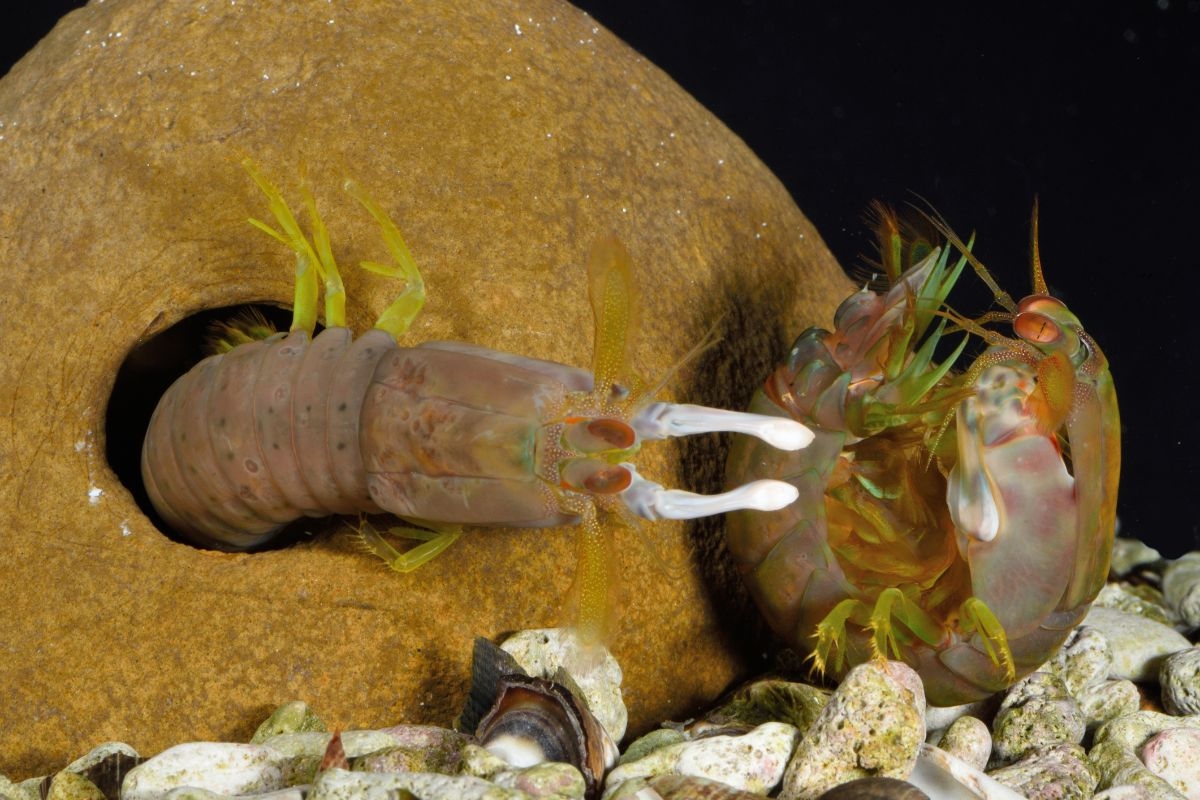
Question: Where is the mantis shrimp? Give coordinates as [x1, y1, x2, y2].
[141, 160, 812, 637]
[725, 206, 1120, 704]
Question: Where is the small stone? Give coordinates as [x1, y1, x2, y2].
[494, 762, 586, 799]
[1043, 625, 1115, 696]
[1081, 606, 1192, 682]
[602, 721, 797, 798]
[1078, 680, 1142, 732]
[44, 772, 105, 800]
[606, 775, 762, 799]
[309, 766, 527, 799]
[1161, 647, 1200, 716]
[1094, 584, 1174, 626]
[501, 629, 627, 743]
[993, 672, 1086, 762]
[779, 661, 926, 800]
[815, 777, 930, 799]
[121, 743, 290, 800]
[701, 678, 830, 735]
[988, 743, 1098, 800]
[1163, 553, 1200, 628]
[934, 715, 991, 772]
[357, 726, 473, 774]
[1139, 728, 1200, 799]
[617, 729, 687, 766]
[1093, 787, 1156, 800]
[250, 701, 327, 744]
[1110, 538, 1164, 578]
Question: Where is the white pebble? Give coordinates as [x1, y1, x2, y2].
[1162, 647, 1200, 716]
[602, 721, 798, 798]
[1139, 727, 1200, 799]
[122, 743, 289, 800]
[1082, 606, 1192, 682]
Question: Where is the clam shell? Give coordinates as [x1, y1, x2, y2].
[476, 674, 618, 799]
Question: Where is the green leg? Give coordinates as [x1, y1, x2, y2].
[810, 598, 867, 676]
[242, 159, 342, 332]
[959, 597, 1016, 682]
[354, 519, 464, 573]
[342, 179, 426, 340]
[867, 587, 943, 661]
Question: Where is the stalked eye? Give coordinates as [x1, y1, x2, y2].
[1016, 295, 1066, 314]
[560, 459, 633, 495]
[586, 419, 636, 449]
[563, 417, 637, 454]
[584, 465, 632, 494]
[1014, 310, 1062, 345]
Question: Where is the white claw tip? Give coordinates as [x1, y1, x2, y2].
[631, 402, 814, 451]
[760, 419, 815, 451]
[619, 466, 799, 520]
[739, 479, 800, 511]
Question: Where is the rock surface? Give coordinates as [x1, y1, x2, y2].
[0, 0, 851, 778]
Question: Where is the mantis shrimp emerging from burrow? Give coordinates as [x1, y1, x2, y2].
[725, 206, 1120, 704]
[141, 160, 812, 637]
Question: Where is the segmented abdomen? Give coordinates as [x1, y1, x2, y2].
[141, 329, 595, 550]
[142, 327, 396, 549]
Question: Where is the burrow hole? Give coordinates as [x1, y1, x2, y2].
[107, 303, 325, 549]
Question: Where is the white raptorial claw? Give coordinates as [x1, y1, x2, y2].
[632, 401, 814, 450]
[619, 464, 800, 521]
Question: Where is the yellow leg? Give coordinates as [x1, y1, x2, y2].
[354, 519, 464, 573]
[241, 159, 335, 333]
[342, 179, 426, 340]
[960, 597, 1016, 682]
[570, 505, 615, 645]
[866, 587, 942, 661]
[810, 598, 865, 676]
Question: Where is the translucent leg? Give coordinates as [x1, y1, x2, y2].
[354, 520, 464, 573]
[241, 159, 345, 332]
[959, 596, 1016, 682]
[569, 505, 615, 646]
[342, 179, 426, 340]
[810, 598, 866, 676]
[866, 587, 942, 661]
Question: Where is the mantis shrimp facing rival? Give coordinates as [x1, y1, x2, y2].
[140, 160, 812, 638]
[725, 207, 1120, 704]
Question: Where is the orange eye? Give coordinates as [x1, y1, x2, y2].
[1014, 311, 1062, 344]
[1016, 295, 1065, 314]
[587, 418, 637, 450]
[583, 465, 632, 494]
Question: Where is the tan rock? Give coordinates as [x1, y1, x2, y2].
[0, 0, 851, 777]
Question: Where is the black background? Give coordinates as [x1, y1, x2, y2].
[5, 2, 1197, 557]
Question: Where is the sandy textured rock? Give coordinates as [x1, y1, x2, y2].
[0, 0, 851, 779]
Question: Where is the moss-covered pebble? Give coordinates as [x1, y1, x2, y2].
[988, 743, 1098, 800]
[1163, 553, 1200, 629]
[250, 702, 327, 744]
[1160, 647, 1200, 716]
[934, 715, 991, 772]
[993, 672, 1086, 762]
[1044, 625, 1115, 696]
[1081, 607, 1191, 683]
[780, 661, 925, 800]
[603, 721, 797, 798]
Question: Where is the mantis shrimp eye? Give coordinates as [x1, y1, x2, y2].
[563, 418, 637, 454]
[1014, 310, 1063, 345]
[560, 459, 633, 495]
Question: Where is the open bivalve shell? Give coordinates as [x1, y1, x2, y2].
[470, 637, 620, 800]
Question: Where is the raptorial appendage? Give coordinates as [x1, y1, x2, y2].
[726, 205, 1118, 704]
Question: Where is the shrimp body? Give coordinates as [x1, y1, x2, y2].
[725, 209, 1119, 704]
[141, 161, 810, 641]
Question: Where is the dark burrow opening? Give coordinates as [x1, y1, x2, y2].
[106, 303, 323, 550]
